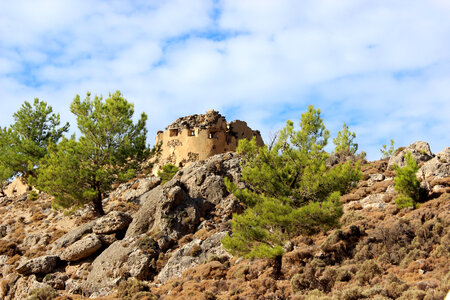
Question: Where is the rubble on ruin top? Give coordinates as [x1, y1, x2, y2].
[165, 110, 225, 130]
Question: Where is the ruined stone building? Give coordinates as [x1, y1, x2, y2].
[154, 110, 264, 170]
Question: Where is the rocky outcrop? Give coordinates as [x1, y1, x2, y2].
[388, 141, 434, 168]
[16, 255, 59, 275]
[417, 147, 450, 179]
[93, 211, 132, 234]
[60, 234, 103, 262]
[157, 231, 231, 284]
[51, 220, 96, 252]
[109, 176, 161, 203]
[126, 153, 242, 240]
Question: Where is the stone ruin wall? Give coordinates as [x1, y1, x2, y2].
[154, 110, 264, 171]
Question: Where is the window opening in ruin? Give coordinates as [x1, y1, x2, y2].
[188, 130, 195, 136]
[169, 129, 179, 137]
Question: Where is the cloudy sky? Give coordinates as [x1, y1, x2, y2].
[1, 0, 449, 160]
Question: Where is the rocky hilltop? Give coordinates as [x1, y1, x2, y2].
[0, 142, 449, 299]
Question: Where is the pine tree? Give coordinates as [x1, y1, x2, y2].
[0, 99, 69, 178]
[222, 105, 361, 277]
[36, 91, 152, 215]
[333, 123, 358, 155]
[380, 139, 395, 158]
[393, 152, 421, 208]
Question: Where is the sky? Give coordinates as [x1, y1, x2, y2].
[0, 0, 449, 160]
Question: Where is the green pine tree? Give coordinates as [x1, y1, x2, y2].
[333, 123, 358, 155]
[222, 105, 361, 277]
[35, 91, 152, 215]
[158, 163, 179, 185]
[393, 152, 422, 208]
[0, 99, 69, 178]
[380, 139, 395, 158]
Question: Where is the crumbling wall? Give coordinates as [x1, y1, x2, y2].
[154, 110, 263, 172]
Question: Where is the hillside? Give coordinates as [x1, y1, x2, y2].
[0, 142, 449, 299]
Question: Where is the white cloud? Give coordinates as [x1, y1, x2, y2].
[0, 0, 449, 159]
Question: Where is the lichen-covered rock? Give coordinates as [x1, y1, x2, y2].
[388, 141, 434, 168]
[50, 220, 96, 252]
[417, 147, 450, 179]
[157, 231, 231, 284]
[60, 233, 102, 262]
[93, 211, 132, 234]
[16, 255, 59, 275]
[126, 153, 242, 240]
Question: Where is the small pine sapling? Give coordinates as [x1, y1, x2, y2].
[393, 152, 422, 208]
[158, 163, 179, 184]
[380, 139, 395, 158]
[333, 123, 358, 155]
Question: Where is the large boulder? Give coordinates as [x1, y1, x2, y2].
[417, 147, 450, 179]
[125, 153, 242, 240]
[16, 255, 59, 275]
[157, 231, 231, 284]
[388, 141, 434, 169]
[81, 236, 156, 296]
[60, 233, 103, 262]
[93, 211, 132, 234]
[109, 176, 161, 203]
[50, 220, 96, 252]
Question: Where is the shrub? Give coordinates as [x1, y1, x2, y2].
[28, 190, 39, 201]
[380, 139, 395, 158]
[355, 260, 382, 284]
[28, 286, 57, 300]
[393, 152, 422, 208]
[116, 278, 157, 300]
[158, 163, 179, 185]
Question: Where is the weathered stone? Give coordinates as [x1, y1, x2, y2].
[110, 176, 161, 203]
[16, 255, 59, 275]
[388, 141, 434, 169]
[126, 153, 242, 240]
[93, 211, 132, 234]
[359, 194, 387, 209]
[82, 238, 146, 296]
[417, 147, 450, 179]
[4, 176, 29, 197]
[60, 233, 102, 262]
[50, 220, 96, 251]
[43, 272, 68, 290]
[126, 249, 151, 279]
[370, 173, 385, 182]
[157, 231, 231, 284]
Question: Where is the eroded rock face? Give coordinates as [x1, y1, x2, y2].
[93, 211, 132, 234]
[388, 141, 434, 168]
[60, 233, 102, 262]
[417, 147, 450, 179]
[125, 153, 242, 240]
[50, 220, 96, 252]
[16, 255, 59, 275]
[157, 231, 231, 284]
[81, 237, 154, 296]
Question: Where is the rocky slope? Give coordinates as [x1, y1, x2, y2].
[0, 143, 449, 299]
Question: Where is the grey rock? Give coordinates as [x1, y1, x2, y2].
[157, 231, 231, 283]
[126, 153, 241, 240]
[359, 194, 387, 209]
[110, 176, 161, 204]
[60, 233, 102, 262]
[50, 220, 96, 251]
[417, 147, 450, 179]
[43, 272, 68, 290]
[16, 255, 59, 275]
[65, 278, 82, 294]
[93, 211, 132, 234]
[82, 237, 155, 296]
[370, 173, 385, 182]
[388, 141, 434, 169]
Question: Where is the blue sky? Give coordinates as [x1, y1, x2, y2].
[1, 0, 449, 160]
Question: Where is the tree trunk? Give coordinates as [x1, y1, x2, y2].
[93, 190, 105, 216]
[271, 255, 283, 279]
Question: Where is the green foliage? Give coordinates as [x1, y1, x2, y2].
[0, 99, 69, 178]
[158, 163, 179, 184]
[333, 123, 358, 155]
[117, 278, 157, 300]
[222, 105, 361, 261]
[380, 139, 395, 158]
[28, 190, 39, 201]
[27, 286, 57, 300]
[36, 91, 151, 215]
[393, 152, 421, 209]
